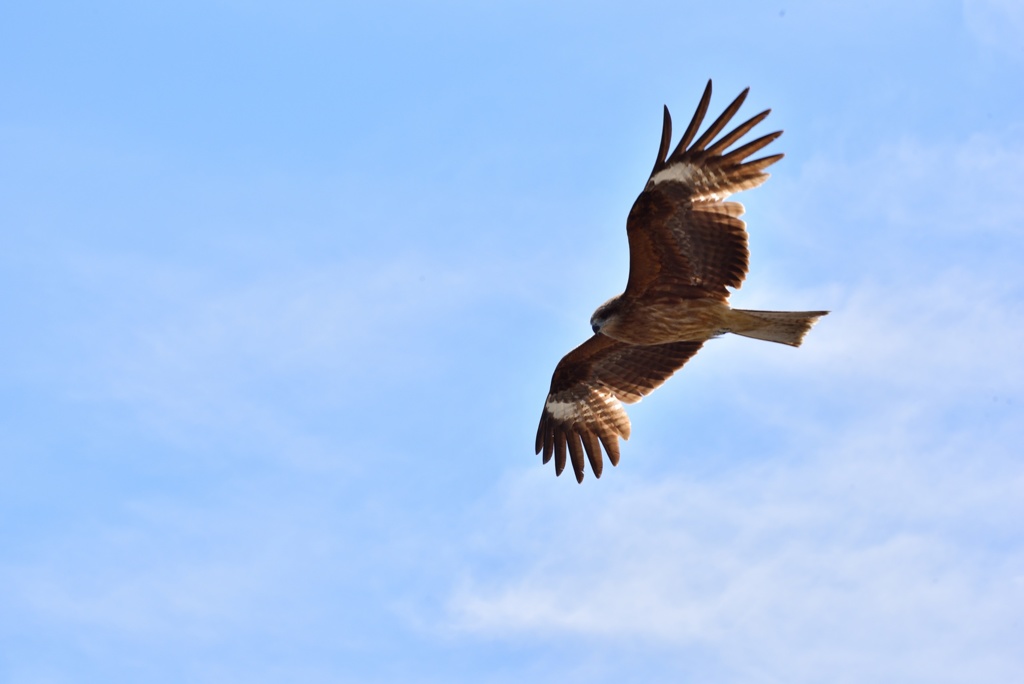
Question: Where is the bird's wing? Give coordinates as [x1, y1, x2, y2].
[535, 334, 704, 482]
[624, 80, 783, 299]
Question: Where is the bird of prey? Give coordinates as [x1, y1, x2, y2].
[535, 80, 828, 483]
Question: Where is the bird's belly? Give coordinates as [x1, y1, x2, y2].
[606, 299, 730, 345]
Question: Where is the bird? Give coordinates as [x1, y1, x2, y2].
[535, 80, 828, 483]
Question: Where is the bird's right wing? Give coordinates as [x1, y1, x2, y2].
[535, 335, 704, 482]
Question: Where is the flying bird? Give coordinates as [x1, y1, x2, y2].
[535, 80, 828, 483]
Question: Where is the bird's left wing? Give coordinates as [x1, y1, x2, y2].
[624, 80, 784, 299]
[535, 335, 704, 482]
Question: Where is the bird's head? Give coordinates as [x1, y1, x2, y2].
[590, 296, 623, 334]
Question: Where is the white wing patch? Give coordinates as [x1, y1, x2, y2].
[545, 389, 625, 420]
[650, 162, 731, 201]
[544, 399, 580, 421]
[651, 161, 701, 186]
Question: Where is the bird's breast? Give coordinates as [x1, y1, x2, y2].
[602, 297, 731, 345]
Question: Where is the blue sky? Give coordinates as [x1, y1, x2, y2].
[2, 1, 1023, 682]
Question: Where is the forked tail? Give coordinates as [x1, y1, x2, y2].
[727, 308, 829, 347]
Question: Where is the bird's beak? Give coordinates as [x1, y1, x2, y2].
[592, 324, 601, 334]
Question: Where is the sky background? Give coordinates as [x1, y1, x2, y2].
[2, 1, 1023, 682]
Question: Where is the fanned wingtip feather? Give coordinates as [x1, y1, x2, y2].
[706, 110, 774, 156]
[600, 434, 621, 466]
[719, 131, 784, 166]
[567, 430, 586, 483]
[581, 431, 603, 479]
[554, 436, 567, 476]
[670, 79, 713, 161]
[651, 105, 673, 175]
[741, 152, 785, 175]
[689, 86, 750, 153]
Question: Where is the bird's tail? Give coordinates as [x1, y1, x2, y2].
[726, 308, 828, 347]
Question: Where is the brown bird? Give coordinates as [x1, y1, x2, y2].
[535, 80, 828, 483]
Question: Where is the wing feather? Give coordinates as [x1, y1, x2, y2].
[717, 129, 780, 164]
[686, 87, 749, 153]
[651, 106, 674, 179]
[581, 430, 603, 478]
[554, 433, 567, 477]
[566, 430, 586, 482]
[705, 110, 771, 156]
[626, 80, 783, 297]
[666, 80, 713, 166]
[535, 334, 704, 482]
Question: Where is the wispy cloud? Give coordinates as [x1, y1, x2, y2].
[964, 0, 1024, 62]
[439, 129, 1024, 683]
[446, 412, 1023, 682]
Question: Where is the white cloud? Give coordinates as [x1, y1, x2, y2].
[729, 270, 1024, 397]
[445, 410, 1024, 682]
[818, 133, 1024, 235]
[48, 249, 501, 466]
[757, 127, 1024, 296]
[440, 125, 1024, 682]
[965, 0, 1024, 62]
[0, 491, 384, 650]
[443, 325, 1023, 677]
